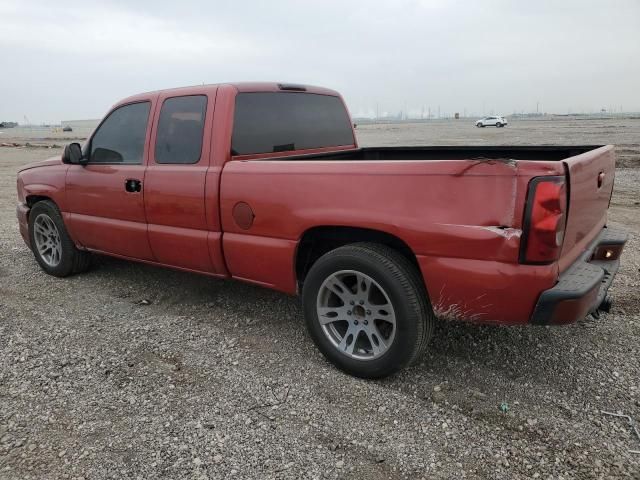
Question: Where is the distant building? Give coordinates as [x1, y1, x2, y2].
[61, 119, 100, 129]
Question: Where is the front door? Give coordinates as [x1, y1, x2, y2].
[66, 99, 155, 260]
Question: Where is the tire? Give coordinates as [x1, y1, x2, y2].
[476, 123, 483, 128]
[496, 122, 503, 128]
[302, 243, 434, 379]
[28, 200, 91, 277]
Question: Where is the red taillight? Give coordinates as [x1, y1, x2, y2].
[520, 176, 567, 264]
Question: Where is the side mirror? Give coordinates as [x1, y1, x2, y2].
[62, 142, 83, 164]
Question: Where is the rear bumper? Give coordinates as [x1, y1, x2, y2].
[16, 203, 30, 247]
[530, 227, 627, 325]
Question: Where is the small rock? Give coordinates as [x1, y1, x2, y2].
[471, 389, 487, 400]
[336, 460, 344, 468]
[432, 392, 445, 403]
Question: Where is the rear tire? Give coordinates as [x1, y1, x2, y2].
[496, 122, 503, 128]
[28, 200, 91, 277]
[302, 243, 434, 379]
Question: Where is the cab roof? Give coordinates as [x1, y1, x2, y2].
[116, 82, 340, 106]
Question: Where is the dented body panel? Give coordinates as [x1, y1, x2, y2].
[16, 83, 625, 326]
[219, 157, 572, 324]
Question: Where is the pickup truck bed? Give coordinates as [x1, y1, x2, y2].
[221, 143, 622, 327]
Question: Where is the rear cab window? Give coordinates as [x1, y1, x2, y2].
[231, 92, 354, 156]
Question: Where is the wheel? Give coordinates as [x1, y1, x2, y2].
[476, 123, 483, 128]
[302, 243, 434, 378]
[28, 200, 91, 277]
[496, 122, 503, 128]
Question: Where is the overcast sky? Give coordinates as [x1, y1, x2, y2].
[1, 0, 639, 123]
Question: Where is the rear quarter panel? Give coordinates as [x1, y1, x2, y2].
[220, 158, 565, 324]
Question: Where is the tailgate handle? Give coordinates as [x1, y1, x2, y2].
[597, 171, 605, 189]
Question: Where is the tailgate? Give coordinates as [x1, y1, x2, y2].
[559, 145, 616, 272]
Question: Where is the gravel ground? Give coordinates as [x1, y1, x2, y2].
[1, 119, 639, 479]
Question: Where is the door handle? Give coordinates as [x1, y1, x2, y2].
[125, 179, 142, 193]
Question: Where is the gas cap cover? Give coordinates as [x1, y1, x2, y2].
[232, 202, 255, 230]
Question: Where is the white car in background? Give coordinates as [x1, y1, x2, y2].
[476, 116, 508, 128]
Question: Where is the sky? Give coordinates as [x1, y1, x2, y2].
[1, 0, 639, 123]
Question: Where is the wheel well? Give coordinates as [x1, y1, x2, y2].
[295, 226, 421, 286]
[25, 195, 52, 208]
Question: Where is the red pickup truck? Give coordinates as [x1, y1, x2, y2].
[16, 82, 627, 378]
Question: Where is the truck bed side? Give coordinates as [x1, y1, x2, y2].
[219, 158, 565, 324]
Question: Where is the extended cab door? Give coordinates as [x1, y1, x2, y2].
[65, 99, 155, 259]
[143, 90, 225, 274]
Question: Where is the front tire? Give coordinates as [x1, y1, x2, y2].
[496, 122, 503, 128]
[28, 200, 91, 277]
[302, 243, 434, 379]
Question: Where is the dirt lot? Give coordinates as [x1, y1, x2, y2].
[1, 119, 639, 479]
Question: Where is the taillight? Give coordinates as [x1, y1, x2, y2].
[520, 176, 567, 264]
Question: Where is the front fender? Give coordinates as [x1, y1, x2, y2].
[18, 163, 68, 210]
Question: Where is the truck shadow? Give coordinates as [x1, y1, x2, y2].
[92, 254, 612, 396]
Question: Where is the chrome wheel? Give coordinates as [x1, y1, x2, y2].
[33, 214, 62, 267]
[316, 270, 396, 360]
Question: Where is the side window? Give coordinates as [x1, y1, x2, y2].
[155, 95, 207, 164]
[90, 102, 150, 164]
